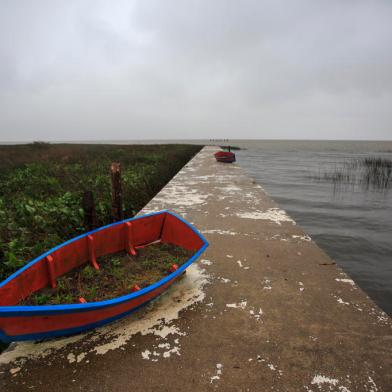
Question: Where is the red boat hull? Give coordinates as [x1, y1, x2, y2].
[0, 211, 208, 342]
[214, 151, 236, 163]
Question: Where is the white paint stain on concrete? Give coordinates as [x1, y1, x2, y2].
[152, 185, 210, 210]
[162, 345, 180, 358]
[262, 278, 272, 290]
[249, 308, 263, 321]
[335, 278, 355, 286]
[309, 374, 355, 392]
[376, 313, 388, 323]
[236, 208, 296, 225]
[140, 340, 182, 361]
[268, 363, 276, 371]
[368, 307, 390, 325]
[141, 350, 151, 360]
[267, 363, 283, 375]
[148, 324, 185, 339]
[236, 259, 250, 270]
[337, 298, 350, 306]
[292, 234, 312, 242]
[311, 375, 339, 388]
[366, 376, 378, 391]
[210, 363, 223, 383]
[226, 301, 247, 310]
[221, 185, 242, 192]
[255, 356, 283, 376]
[202, 229, 238, 236]
[67, 352, 86, 364]
[1, 334, 85, 367]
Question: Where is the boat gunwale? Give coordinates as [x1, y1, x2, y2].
[0, 210, 209, 316]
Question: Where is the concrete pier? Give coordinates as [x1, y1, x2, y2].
[1, 146, 391, 391]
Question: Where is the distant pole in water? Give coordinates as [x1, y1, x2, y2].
[111, 162, 124, 221]
[228, 145, 231, 152]
[82, 190, 97, 230]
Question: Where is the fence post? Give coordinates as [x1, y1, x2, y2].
[82, 190, 97, 231]
[111, 162, 123, 221]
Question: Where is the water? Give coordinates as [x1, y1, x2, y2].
[228, 140, 392, 316]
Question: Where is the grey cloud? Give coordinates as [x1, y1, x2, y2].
[0, 0, 391, 141]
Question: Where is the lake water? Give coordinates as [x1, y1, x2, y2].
[224, 140, 391, 316]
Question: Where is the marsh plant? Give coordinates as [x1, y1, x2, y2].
[316, 156, 392, 191]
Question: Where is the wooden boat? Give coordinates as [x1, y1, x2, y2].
[0, 211, 208, 343]
[214, 151, 236, 163]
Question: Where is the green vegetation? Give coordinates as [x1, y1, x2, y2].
[23, 243, 192, 305]
[0, 143, 202, 283]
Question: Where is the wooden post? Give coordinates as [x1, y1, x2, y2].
[82, 190, 97, 231]
[111, 162, 123, 222]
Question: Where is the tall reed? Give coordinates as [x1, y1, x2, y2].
[316, 156, 392, 190]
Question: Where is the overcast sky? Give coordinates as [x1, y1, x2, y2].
[0, 0, 391, 141]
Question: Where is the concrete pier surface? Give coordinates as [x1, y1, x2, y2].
[1, 146, 391, 391]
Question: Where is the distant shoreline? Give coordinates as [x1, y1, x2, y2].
[1, 138, 392, 146]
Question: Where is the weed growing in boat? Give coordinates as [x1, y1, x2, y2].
[85, 287, 99, 302]
[31, 294, 51, 306]
[22, 243, 193, 305]
[81, 265, 99, 280]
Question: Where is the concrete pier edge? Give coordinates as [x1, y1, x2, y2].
[1, 146, 391, 391]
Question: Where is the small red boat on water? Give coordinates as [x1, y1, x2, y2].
[0, 210, 208, 343]
[214, 150, 236, 163]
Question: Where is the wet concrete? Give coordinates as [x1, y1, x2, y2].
[1, 146, 391, 391]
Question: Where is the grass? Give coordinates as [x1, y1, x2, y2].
[22, 243, 193, 305]
[316, 156, 392, 191]
[0, 143, 202, 282]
